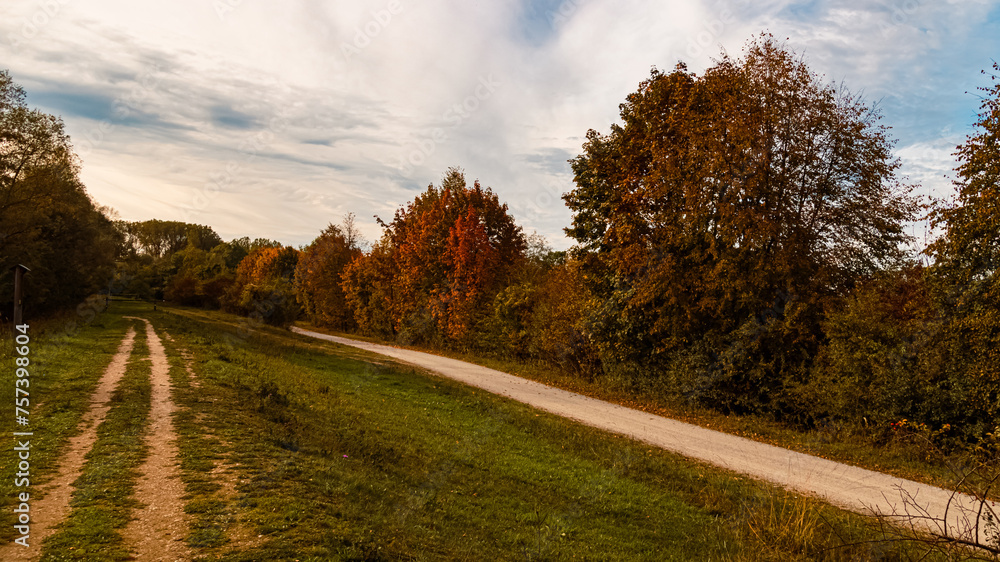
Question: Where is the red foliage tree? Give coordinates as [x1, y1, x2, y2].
[342, 168, 525, 346]
[433, 204, 500, 340]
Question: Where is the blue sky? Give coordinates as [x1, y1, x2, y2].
[2, 0, 998, 250]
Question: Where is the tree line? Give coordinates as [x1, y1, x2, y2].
[3, 36, 999, 448]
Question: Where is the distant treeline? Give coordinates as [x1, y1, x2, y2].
[3, 37, 999, 446]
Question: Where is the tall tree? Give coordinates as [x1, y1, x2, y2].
[115, 220, 228, 303]
[223, 245, 300, 326]
[0, 69, 72, 235]
[1, 69, 120, 315]
[927, 62, 1000, 428]
[117, 219, 220, 259]
[295, 219, 363, 330]
[343, 168, 526, 345]
[435, 204, 500, 340]
[342, 240, 399, 337]
[564, 36, 917, 413]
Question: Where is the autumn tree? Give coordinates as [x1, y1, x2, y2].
[343, 168, 525, 346]
[926, 62, 1000, 433]
[564, 36, 917, 414]
[295, 217, 363, 330]
[223, 245, 300, 325]
[226, 236, 283, 265]
[342, 241, 399, 337]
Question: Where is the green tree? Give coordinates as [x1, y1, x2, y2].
[163, 243, 232, 308]
[0, 70, 72, 233]
[1, 69, 121, 315]
[342, 241, 399, 337]
[525, 256, 601, 378]
[564, 36, 917, 414]
[117, 220, 221, 260]
[812, 265, 950, 430]
[115, 220, 228, 303]
[927, 62, 1000, 431]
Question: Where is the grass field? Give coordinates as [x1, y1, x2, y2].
[0, 301, 952, 560]
[311, 323, 976, 494]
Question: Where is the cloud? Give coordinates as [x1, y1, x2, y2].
[1, 0, 997, 251]
[208, 105, 260, 130]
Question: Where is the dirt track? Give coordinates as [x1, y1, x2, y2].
[291, 326, 996, 546]
[2, 319, 191, 561]
[122, 317, 191, 561]
[0, 329, 137, 561]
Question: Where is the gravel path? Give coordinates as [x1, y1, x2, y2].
[291, 326, 997, 547]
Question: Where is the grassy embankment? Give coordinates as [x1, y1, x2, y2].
[297, 321, 979, 494]
[0, 301, 947, 560]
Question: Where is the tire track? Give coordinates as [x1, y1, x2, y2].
[122, 317, 191, 561]
[0, 327, 136, 561]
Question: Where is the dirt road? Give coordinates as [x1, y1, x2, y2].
[122, 317, 191, 561]
[2, 318, 191, 561]
[0, 329, 137, 561]
[291, 326, 996, 547]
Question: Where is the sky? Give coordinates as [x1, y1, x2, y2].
[2, 0, 999, 250]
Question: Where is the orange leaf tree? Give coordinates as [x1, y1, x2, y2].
[223, 245, 301, 326]
[343, 168, 525, 346]
[295, 221, 363, 330]
[564, 36, 918, 415]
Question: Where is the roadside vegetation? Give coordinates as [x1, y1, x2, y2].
[0, 301, 957, 560]
[84, 40, 999, 474]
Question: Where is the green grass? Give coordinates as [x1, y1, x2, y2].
[160, 308, 733, 560]
[0, 309, 142, 544]
[40, 320, 152, 561]
[294, 320, 976, 494]
[0, 302, 954, 560]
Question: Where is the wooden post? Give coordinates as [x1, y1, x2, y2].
[11, 264, 30, 326]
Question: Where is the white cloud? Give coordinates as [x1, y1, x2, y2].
[2, 0, 997, 250]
